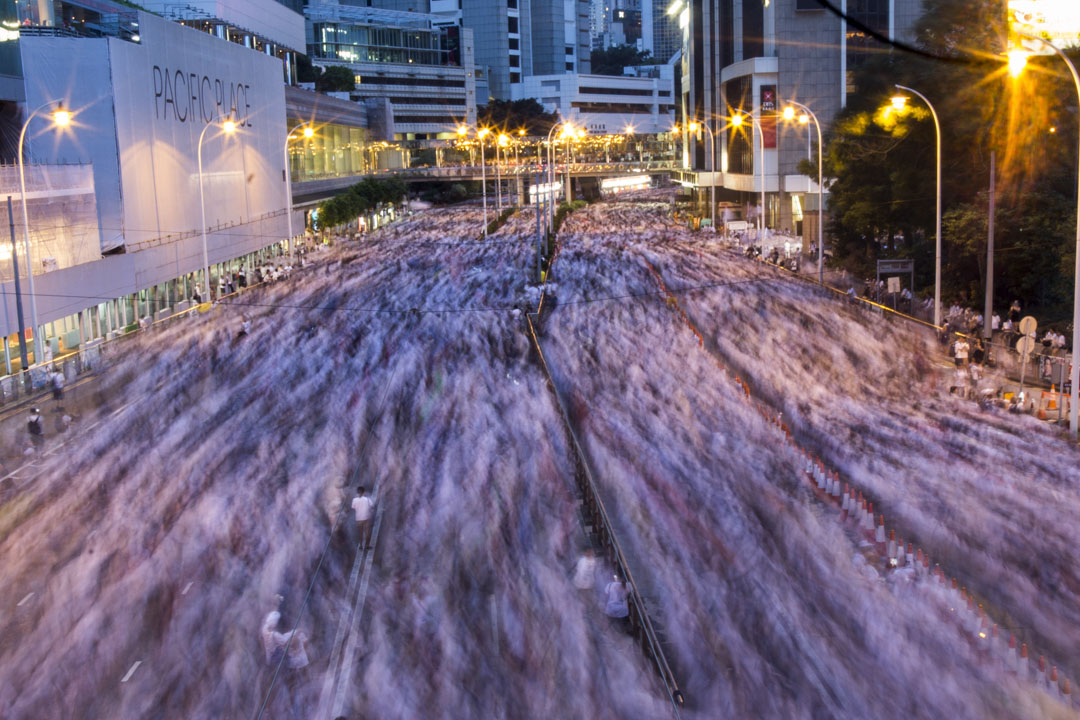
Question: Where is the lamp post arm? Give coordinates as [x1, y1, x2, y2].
[1018, 33, 1080, 437]
[18, 99, 65, 365]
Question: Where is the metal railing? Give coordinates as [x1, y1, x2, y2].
[525, 312, 685, 717]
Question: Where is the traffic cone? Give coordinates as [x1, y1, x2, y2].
[863, 502, 875, 532]
[831, 472, 841, 500]
[905, 542, 914, 567]
[1063, 678, 1071, 703]
[1050, 666, 1060, 698]
[841, 485, 850, 519]
[1049, 385, 1058, 410]
[1037, 656, 1047, 689]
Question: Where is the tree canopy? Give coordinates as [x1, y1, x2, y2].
[477, 98, 558, 135]
[317, 177, 407, 229]
[822, 0, 1078, 322]
[315, 66, 356, 93]
[589, 44, 654, 76]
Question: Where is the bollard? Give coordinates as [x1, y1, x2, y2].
[1050, 666, 1059, 698]
[1020, 644, 1030, 681]
[831, 473, 841, 500]
[841, 486, 850, 519]
[887, 530, 897, 564]
[1007, 635, 1018, 672]
[1037, 656, 1047, 689]
[875, 515, 886, 546]
[905, 542, 914, 568]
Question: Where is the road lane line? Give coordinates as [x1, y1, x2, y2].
[120, 661, 141, 683]
[16, 592, 34, 606]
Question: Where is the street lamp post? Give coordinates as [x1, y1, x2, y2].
[494, 134, 504, 212]
[17, 99, 71, 364]
[477, 127, 490, 234]
[198, 117, 238, 301]
[784, 102, 824, 283]
[283, 122, 314, 261]
[893, 85, 942, 328]
[687, 120, 716, 231]
[1011, 36, 1080, 436]
[732, 111, 767, 240]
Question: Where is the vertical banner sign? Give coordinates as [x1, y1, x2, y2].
[760, 85, 777, 149]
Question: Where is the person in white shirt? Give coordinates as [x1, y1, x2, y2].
[352, 485, 374, 550]
[572, 549, 597, 591]
[261, 607, 309, 669]
[991, 313, 1001, 332]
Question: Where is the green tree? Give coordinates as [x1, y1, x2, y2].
[315, 66, 356, 93]
[589, 44, 654, 76]
[822, 0, 1079, 320]
[477, 99, 557, 135]
[296, 54, 322, 84]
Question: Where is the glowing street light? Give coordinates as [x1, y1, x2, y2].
[18, 100, 72, 364]
[730, 110, 767, 238]
[198, 116, 238, 302]
[284, 121, 315, 261]
[1012, 31, 1080, 436]
[1008, 47, 1030, 79]
[783, 100, 824, 284]
[893, 84, 942, 328]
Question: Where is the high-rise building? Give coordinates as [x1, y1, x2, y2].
[646, 0, 680, 62]
[305, 4, 477, 139]
[673, 0, 921, 240]
[431, 0, 589, 102]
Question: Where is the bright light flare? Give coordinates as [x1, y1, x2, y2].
[478, 127, 490, 139]
[890, 95, 908, 112]
[223, 119, 237, 133]
[1008, 48, 1030, 78]
[52, 107, 71, 127]
[497, 133, 510, 146]
[782, 106, 795, 121]
[303, 126, 314, 138]
[799, 114, 809, 125]
[730, 114, 744, 128]
[457, 125, 468, 137]
[687, 120, 700, 132]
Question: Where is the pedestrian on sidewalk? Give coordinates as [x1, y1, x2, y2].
[238, 266, 247, 288]
[604, 574, 630, 631]
[192, 284, 203, 305]
[27, 407, 43, 448]
[1009, 299, 1021, 324]
[352, 485, 374, 550]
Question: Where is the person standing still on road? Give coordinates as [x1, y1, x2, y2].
[352, 486, 374, 550]
[51, 367, 64, 405]
[27, 407, 43, 448]
[604, 574, 630, 631]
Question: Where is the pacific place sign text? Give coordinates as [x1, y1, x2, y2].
[152, 66, 254, 127]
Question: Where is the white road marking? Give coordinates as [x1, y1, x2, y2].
[16, 592, 34, 607]
[120, 661, 141, 683]
[329, 502, 384, 719]
[181, 581, 193, 596]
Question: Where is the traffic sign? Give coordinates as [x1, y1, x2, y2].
[1016, 335, 1036, 356]
[1019, 315, 1037, 336]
